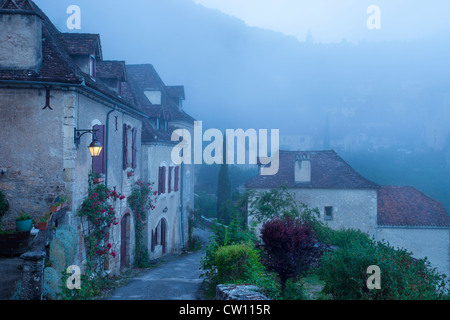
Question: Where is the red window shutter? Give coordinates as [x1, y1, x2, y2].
[123, 124, 128, 170]
[158, 166, 162, 195]
[174, 166, 179, 192]
[161, 166, 166, 194]
[131, 127, 138, 169]
[92, 125, 105, 175]
[168, 167, 172, 193]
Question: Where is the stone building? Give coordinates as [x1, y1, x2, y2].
[246, 150, 450, 276]
[0, 0, 195, 284]
[125, 64, 195, 260]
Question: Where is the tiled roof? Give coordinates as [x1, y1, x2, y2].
[96, 60, 127, 81]
[58, 33, 103, 59]
[377, 186, 450, 227]
[245, 150, 379, 190]
[126, 64, 195, 123]
[166, 86, 185, 100]
[0, 0, 143, 114]
[141, 118, 173, 144]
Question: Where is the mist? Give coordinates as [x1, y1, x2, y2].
[34, 0, 450, 210]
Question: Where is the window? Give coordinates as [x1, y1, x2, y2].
[324, 206, 333, 221]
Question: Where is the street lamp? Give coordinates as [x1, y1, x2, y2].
[74, 128, 103, 157]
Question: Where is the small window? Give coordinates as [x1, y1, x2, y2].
[324, 206, 333, 220]
[156, 118, 160, 131]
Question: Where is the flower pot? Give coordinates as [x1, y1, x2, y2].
[38, 221, 48, 231]
[94, 177, 105, 184]
[127, 172, 134, 177]
[0, 232, 31, 257]
[15, 219, 32, 232]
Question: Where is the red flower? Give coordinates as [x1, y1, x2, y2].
[111, 252, 116, 258]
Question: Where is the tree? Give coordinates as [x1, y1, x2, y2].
[260, 217, 321, 294]
[216, 136, 232, 225]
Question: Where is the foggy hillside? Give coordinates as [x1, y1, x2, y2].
[35, 0, 450, 148]
[34, 0, 450, 209]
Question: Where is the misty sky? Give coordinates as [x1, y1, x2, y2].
[193, 0, 450, 43]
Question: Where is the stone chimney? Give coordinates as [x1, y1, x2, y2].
[0, 0, 43, 71]
[295, 153, 311, 183]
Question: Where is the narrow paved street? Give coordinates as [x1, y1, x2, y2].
[106, 227, 211, 300]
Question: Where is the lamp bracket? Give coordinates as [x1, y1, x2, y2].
[74, 128, 98, 147]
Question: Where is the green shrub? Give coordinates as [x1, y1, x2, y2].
[43, 267, 61, 300]
[0, 190, 9, 218]
[319, 237, 450, 300]
[214, 243, 264, 285]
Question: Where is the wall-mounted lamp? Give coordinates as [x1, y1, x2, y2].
[74, 128, 103, 157]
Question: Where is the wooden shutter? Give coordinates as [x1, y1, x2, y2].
[161, 166, 166, 194]
[174, 166, 179, 192]
[168, 167, 172, 193]
[92, 125, 105, 174]
[131, 127, 137, 169]
[123, 124, 128, 170]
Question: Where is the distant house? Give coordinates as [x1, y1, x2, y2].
[246, 150, 450, 276]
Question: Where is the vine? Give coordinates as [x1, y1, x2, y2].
[77, 173, 125, 276]
[127, 180, 157, 268]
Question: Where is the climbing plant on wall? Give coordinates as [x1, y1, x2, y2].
[77, 173, 125, 276]
[127, 180, 157, 268]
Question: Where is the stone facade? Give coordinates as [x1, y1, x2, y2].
[0, 1, 195, 289]
[246, 150, 450, 278]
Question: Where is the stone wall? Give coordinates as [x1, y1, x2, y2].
[248, 188, 378, 238]
[0, 88, 68, 227]
[216, 284, 270, 300]
[376, 227, 450, 277]
[142, 142, 188, 259]
[0, 13, 42, 70]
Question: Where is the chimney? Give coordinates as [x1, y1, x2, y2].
[295, 153, 311, 183]
[0, 1, 43, 71]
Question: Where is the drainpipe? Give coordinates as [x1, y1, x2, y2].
[105, 106, 117, 187]
[180, 162, 185, 250]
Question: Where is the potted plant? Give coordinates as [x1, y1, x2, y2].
[37, 212, 52, 231]
[15, 212, 33, 232]
[59, 195, 68, 208]
[50, 203, 60, 213]
[127, 170, 134, 177]
[94, 173, 105, 184]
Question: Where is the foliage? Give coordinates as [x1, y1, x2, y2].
[217, 163, 232, 225]
[260, 216, 322, 293]
[194, 191, 217, 218]
[187, 210, 203, 251]
[0, 190, 9, 218]
[16, 212, 32, 221]
[77, 174, 123, 277]
[127, 180, 156, 268]
[200, 212, 257, 283]
[248, 186, 320, 224]
[214, 242, 265, 285]
[319, 235, 450, 300]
